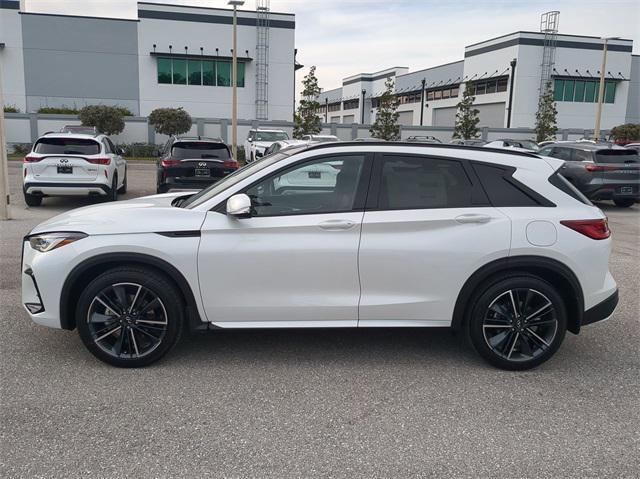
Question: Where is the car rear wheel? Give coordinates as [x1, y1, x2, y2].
[613, 198, 635, 208]
[108, 174, 118, 201]
[76, 267, 184, 367]
[467, 275, 567, 370]
[24, 191, 42, 207]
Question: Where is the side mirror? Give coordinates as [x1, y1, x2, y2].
[117, 147, 125, 156]
[226, 193, 251, 218]
[247, 138, 253, 143]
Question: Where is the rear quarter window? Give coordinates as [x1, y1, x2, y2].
[472, 163, 550, 207]
[34, 138, 101, 155]
[548, 172, 592, 205]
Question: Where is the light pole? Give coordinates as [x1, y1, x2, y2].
[0, 50, 10, 220]
[228, 0, 244, 161]
[594, 37, 618, 141]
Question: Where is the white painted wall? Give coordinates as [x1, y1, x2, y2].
[0, 7, 26, 112]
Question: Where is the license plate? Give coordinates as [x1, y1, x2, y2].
[619, 186, 633, 194]
[57, 166, 73, 174]
[308, 171, 321, 179]
[194, 168, 210, 177]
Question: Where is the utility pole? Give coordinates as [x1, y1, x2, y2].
[0, 52, 10, 220]
[506, 58, 517, 128]
[228, 0, 244, 161]
[419, 78, 426, 126]
[594, 37, 617, 141]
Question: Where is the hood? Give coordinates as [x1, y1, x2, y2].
[252, 141, 274, 149]
[30, 192, 206, 236]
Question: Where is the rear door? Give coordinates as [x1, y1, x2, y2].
[30, 137, 101, 182]
[358, 153, 510, 326]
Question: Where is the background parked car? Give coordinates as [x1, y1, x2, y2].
[406, 135, 442, 143]
[156, 137, 237, 193]
[450, 139, 487, 146]
[263, 139, 309, 156]
[22, 130, 126, 206]
[484, 139, 540, 152]
[244, 129, 290, 162]
[300, 134, 339, 143]
[538, 142, 639, 207]
[624, 142, 640, 153]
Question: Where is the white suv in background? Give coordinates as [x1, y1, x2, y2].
[21, 142, 618, 369]
[244, 128, 289, 162]
[22, 132, 127, 206]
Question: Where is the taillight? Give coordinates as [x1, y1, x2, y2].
[223, 160, 239, 169]
[560, 219, 611, 240]
[585, 164, 618, 172]
[24, 155, 42, 163]
[161, 159, 182, 167]
[86, 157, 111, 165]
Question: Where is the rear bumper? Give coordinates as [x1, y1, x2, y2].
[582, 289, 619, 327]
[581, 184, 640, 201]
[159, 170, 236, 190]
[24, 182, 110, 196]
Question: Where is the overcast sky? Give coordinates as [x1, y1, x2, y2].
[24, 0, 640, 92]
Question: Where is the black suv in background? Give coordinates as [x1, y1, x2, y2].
[156, 137, 238, 193]
[539, 142, 639, 207]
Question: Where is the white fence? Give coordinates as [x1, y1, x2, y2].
[3, 112, 609, 151]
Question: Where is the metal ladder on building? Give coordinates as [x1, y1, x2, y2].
[255, 0, 270, 120]
[539, 11, 560, 96]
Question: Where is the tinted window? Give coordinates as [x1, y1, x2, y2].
[34, 138, 101, 155]
[379, 156, 473, 209]
[573, 149, 592, 162]
[473, 163, 542, 207]
[255, 131, 289, 141]
[171, 142, 230, 159]
[539, 147, 553, 156]
[245, 155, 365, 217]
[595, 149, 639, 164]
[549, 172, 592, 205]
[102, 139, 112, 154]
[550, 147, 572, 161]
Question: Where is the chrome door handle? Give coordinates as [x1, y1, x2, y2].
[455, 214, 491, 224]
[318, 220, 356, 230]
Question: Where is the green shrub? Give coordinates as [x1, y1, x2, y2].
[148, 107, 192, 137]
[37, 106, 79, 114]
[113, 106, 134, 117]
[12, 143, 32, 155]
[78, 105, 125, 136]
[236, 145, 246, 164]
[3, 105, 20, 113]
[116, 143, 158, 158]
[610, 123, 640, 143]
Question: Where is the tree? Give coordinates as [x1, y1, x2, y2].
[148, 107, 192, 137]
[294, 66, 322, 138]
[78, 105, 125, 135]
[370, 77, 400, 141]
[534, 81, 558, 143]
[610, 123, 640, 144]
[453, 83, 480, 139]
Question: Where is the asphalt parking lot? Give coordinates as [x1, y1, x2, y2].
[1, 161, 639, 478]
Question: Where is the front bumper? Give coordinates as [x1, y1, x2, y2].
[582, 289, 619, 326]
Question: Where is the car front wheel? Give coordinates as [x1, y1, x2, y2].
[467, 275, 567, 370]
[76, 267, 184, 367]
[613, 198, 635, 208]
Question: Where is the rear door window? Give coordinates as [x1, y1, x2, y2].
[34, 138, 101, 155]
[473, 163, 547, 207]
[171, 142, 230, 160]
[595, 150, 640, 164]
[378, 155, 475, 210]
[549, 147, 573, 161]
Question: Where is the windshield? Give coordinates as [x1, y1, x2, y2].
[181, 146, 308, 209]
[255, 131, 289, 142]
[34, 138, 101, 155]
[171, 142, 230, 159]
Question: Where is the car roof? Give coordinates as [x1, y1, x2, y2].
[39, 132, 103, 140]
[250, 128, 286, 133]
[546, 142, 625, 150]
[173, 136, 224, 143]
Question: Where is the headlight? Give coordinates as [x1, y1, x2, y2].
[28, 232, 87, 252]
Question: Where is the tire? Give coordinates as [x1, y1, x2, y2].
[107, 174, 118, 201]
[118, 168, 127, 194]
[613, 198, 635, 208]
[76, 267, 184, 367]
[156, 184, 168, 194]
[24, 191, 42, 206]
[467, 274, 567, 370]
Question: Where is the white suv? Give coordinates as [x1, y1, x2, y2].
[244, 128, 289, 162]
[21, 143, 618, 369]
[23, 132, 127, 206]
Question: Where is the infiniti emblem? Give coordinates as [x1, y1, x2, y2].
[60, 158, 69, 163]
[198, 162, 207, 167]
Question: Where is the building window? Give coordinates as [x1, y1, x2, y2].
[328, 102, 341, 112]
[343, 99, 359, 110]
[553, 78, 616, 103]
[469, 76, 509, 96]
[156, 57, 245, 87]
[423, 85, 459, 102]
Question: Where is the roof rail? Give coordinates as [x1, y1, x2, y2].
[303, 141, 542, 158]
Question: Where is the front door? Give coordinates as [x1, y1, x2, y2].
[358, 153, 511, 326]
[197, 153, 372, 327]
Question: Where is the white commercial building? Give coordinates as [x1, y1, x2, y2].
[0, 0, 297, 120]
[318, 31, 638, 130]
